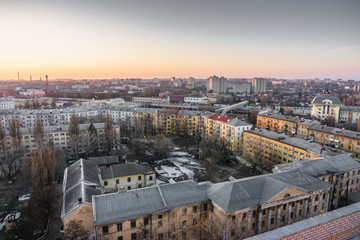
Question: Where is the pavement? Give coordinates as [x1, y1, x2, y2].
[44, 183, 63, 240]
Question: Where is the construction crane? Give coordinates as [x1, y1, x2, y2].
[215, 101, 249, 115]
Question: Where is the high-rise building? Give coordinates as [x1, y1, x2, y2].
[206, 75, 227, 93]
[252, 77, 266, 93]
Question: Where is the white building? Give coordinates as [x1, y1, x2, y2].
[184, 97, 216, 105]
[311, 94, 342, 123]
[252, 77, 266, 93]
[0, 98, 15, 109]
[229, 84, 251, 94]
[132, 97, 169, 104]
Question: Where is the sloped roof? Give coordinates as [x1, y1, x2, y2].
[61, 159, 102, 218]
[208, 171, 332, 213]
[93, 180, 210, 225]
[208, 113, 234, 123]
[309, 124, 360, 140]
[312, 94, 342, 105]
[88, 156, 119, 166]
[100, 162, 155, 179]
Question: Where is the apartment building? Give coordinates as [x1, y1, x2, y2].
[61, 159, 156, 236]
[311, 94, 342, 122]
[101, 163, 156, 193]
[256, 113, 319, 139]
[308, 124, 360, 158]
[0, 105, 250, 152]
[274, 154, 360, 209]
[339, 106, 360, 123]
[1, 123, 120, 158]
[92, 170, 333, 240]
[202, 113, 252, 151]
[132, 97, 169, 104]
[0, 98, 15, 109]
[243, 129, 325, 167]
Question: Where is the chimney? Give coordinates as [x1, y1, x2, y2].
[46, 75, 49, 93]
[78, 197, 82, 204]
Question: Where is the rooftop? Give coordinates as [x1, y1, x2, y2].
[309, 124, 360, 140]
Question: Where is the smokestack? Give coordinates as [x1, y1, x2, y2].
[30, 75, 32, 81]
[46, 75, 49, 93]
[18, 72, 20, 81]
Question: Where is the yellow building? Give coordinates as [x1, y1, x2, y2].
[256, 113, 320, 139]
[243, 129, 323, 168]
[93, 171, 333, 240]
[100, 162, 156, 193]
[308, 124, 360, 158]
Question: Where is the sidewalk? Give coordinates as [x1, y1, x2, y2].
[44, 183, 63, 240]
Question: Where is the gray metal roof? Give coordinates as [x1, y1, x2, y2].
[248, 129, 324, 155]
[311, 94, 342, 105]
[227, 119, 252, 127]
[88, 156, 119, 166]
[61, 159, 102, 218]
[309, 124, 360, 140]
[93, 180, 210, 226]
[340, 106, 360, 113]
[208, 171, 331, 212]
[100, 162, 155, 179]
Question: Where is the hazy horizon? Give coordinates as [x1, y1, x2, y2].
[1, 0, 359, 80]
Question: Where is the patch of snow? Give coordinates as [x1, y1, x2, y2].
[156, 179, 166, 185]
[18, 194, 30, 201]
[170, 151, 189, 156]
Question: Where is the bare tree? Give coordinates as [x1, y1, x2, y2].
[81, 123, 99, 157]
[65, 219, 89, 240]
[30, 147, 57, 222]
[0, 121, 23, 183]
[104, 113, 113, 154]
[33, 115, 44, 146]
[69, 114, 80, 159]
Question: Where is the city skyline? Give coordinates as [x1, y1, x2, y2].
[1, 0, 359, 80]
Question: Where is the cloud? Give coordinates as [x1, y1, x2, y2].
[328, 45, 360, 53]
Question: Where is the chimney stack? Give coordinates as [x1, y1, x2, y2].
[46, 75, 49, 94]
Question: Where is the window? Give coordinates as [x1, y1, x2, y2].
[158, 221, 162, 227]
[158, 214, 163, 219]
[252, 211, 256, 217]
[314, 205, 318, 212]
[242, 213, 247, 219]
[116, 179, 119, 184]
[131, 233, 137, 240]
[103, 226, 108, 234]
[271, 218, 275, 224]
[315, 195, 319, 201]
[104, 181, 108, 186]
[138, 176, 142, 180]
[182, 221, 187, 228]
[143, 230, 149, 238]
[281, 215, 285, 222]
[203, 203, 208, 211]
[128, 177, 131, 182]
[193, 206, 197, 213]
[131, 220, 136, 228]
[144, 217, 149, 226]
[231, 229, 235, 236]
[193, 218, 197, 225]
[118, 237, 123, 240]
[138, 184, 142, 188]
[149, 176, 153, 181]
[158, 233, 164, 240]
[261, 220, 265, 227]
[182, 208, 187, 216]
[283, 204, 287, 210]
[232, 215, 236, 222]
[252, 223, 255, 230]
[117, 223, 122, 232]
[291, 212, 294, 219]
[128, 186, 131, 190]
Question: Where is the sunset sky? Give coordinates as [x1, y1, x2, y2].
[0, 0, 359, 80]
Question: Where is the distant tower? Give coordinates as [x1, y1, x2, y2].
[46, 75, 49, 94]
[30, 75, 32, 81]
[18, 72, 20, 81]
